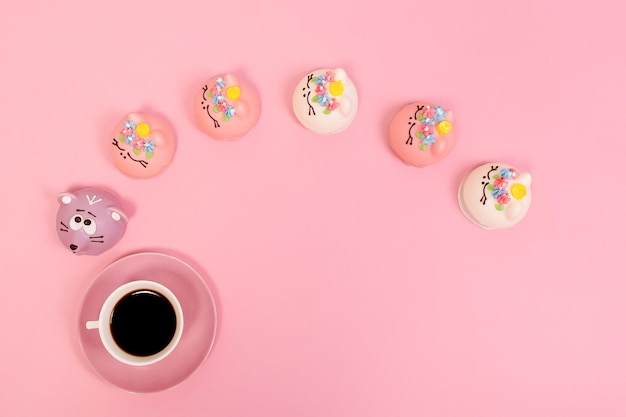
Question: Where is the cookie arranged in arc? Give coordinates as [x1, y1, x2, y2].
[458, 163, 532, 229]
[389, 102, 455, 167]
[109, 112, 176, 179]
[56, 187, 128, 256]
[194, 74, 261, 141]
[292, 68, 358, 134]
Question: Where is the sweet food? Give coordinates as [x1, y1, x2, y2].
[110, 112, 176, 178]
[193, 74, 261, 141]
[388, 103, 455, 167]
[292, 68, 358, 134]
[458, 163, 532, 229]
[56, 187, 128, 255]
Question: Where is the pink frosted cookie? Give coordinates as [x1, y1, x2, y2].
[458, 163, 532, 229]
[56, 187, 128, 255]
[388, 103, 455, 167]
[292, 68, 358, 134]
[110, 113, 176, 179]
[194, 74, 261, 141]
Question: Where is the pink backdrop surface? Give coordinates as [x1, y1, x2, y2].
[1, 0, 625, 415]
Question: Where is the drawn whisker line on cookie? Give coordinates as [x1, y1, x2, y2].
[406, 122, 416, 145]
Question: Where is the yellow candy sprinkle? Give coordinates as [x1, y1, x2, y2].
[226, 85, 241, 100]
[136, 122, 150, 137]
[511, 183, 527, 200]
[329, 80, 344, 96]
[436, 120, 452, 135]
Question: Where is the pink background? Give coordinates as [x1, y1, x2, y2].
[1, 0, 625, 415]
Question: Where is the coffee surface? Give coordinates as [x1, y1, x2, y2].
[110, 289, 177, 357]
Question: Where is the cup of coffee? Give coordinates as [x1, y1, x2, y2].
[86, 280, 184, 366]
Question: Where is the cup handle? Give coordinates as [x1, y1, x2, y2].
[85, 321, 99, 330]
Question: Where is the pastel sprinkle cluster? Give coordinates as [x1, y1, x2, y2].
[120, 120, 155, 159]
[311, 71, 340, 114]
[207, 78, 236, 121]
[486, 168, 525, 210]
[415, 105, 447, 151]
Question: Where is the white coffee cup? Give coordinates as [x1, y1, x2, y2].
[86, 280, 184, 366]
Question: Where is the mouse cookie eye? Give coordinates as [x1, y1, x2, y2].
[70, 215, 83, 231]
[83, 219, 97, 235]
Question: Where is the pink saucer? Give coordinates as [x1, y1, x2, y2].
[78, 252, 217, 393]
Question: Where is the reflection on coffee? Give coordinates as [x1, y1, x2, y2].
[110, 290, 177, 357]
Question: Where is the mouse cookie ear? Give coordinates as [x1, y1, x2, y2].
[338, 96, 353, 116]
[328, 69, 351, 116]
[58, 192, 76, 205]
[108, 206, 128, 223]
[333, 68, 347, 81]
[517, 172, 532, 187]
[431, 138, 448, 157]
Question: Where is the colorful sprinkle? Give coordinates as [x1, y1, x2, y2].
[411, 105, 451, 150]
[327, 98, 339, 111]
[208, 78, 238, 121]
[312, 71, 341, 114]
[212, 94, 225, 105]
[511, 183, 527, 200]
[500, 168, 518, 179]
[420, 124, 434, 135]
[492, 187, 507, 199]
[434, 106, 447, 122]
[224, 106, 236, 118]
[482, 166, 526, 211]
[119, 120, 156, 156]
[136, 122, 150, 137]
[315, 75, 327, 85]
[422, 116, 435, 126]
[436, 120, 452, 135]
[329, 80, 344, 96]
[226, 85, 241, 101]
[422, 134, 436, 145]
[315, 84, 327, 95]
[496, 193, 511, 205]
[422, 106, 435, 119]
[133, 138, 145, 151]
[317, 93, 331, 107]
[493, 177, 508, 189]
[144, 140, 155, 153]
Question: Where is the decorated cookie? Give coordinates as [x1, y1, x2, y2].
[292, 68, 358, 134]
[194, 74, 261, 141]
[458, 163, 532, 229]
[110, 113, 176, 178]
[389, 103, 455, 167]
[56, 187, 128, 255]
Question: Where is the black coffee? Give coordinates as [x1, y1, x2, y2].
[110, 289, 177, 357]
